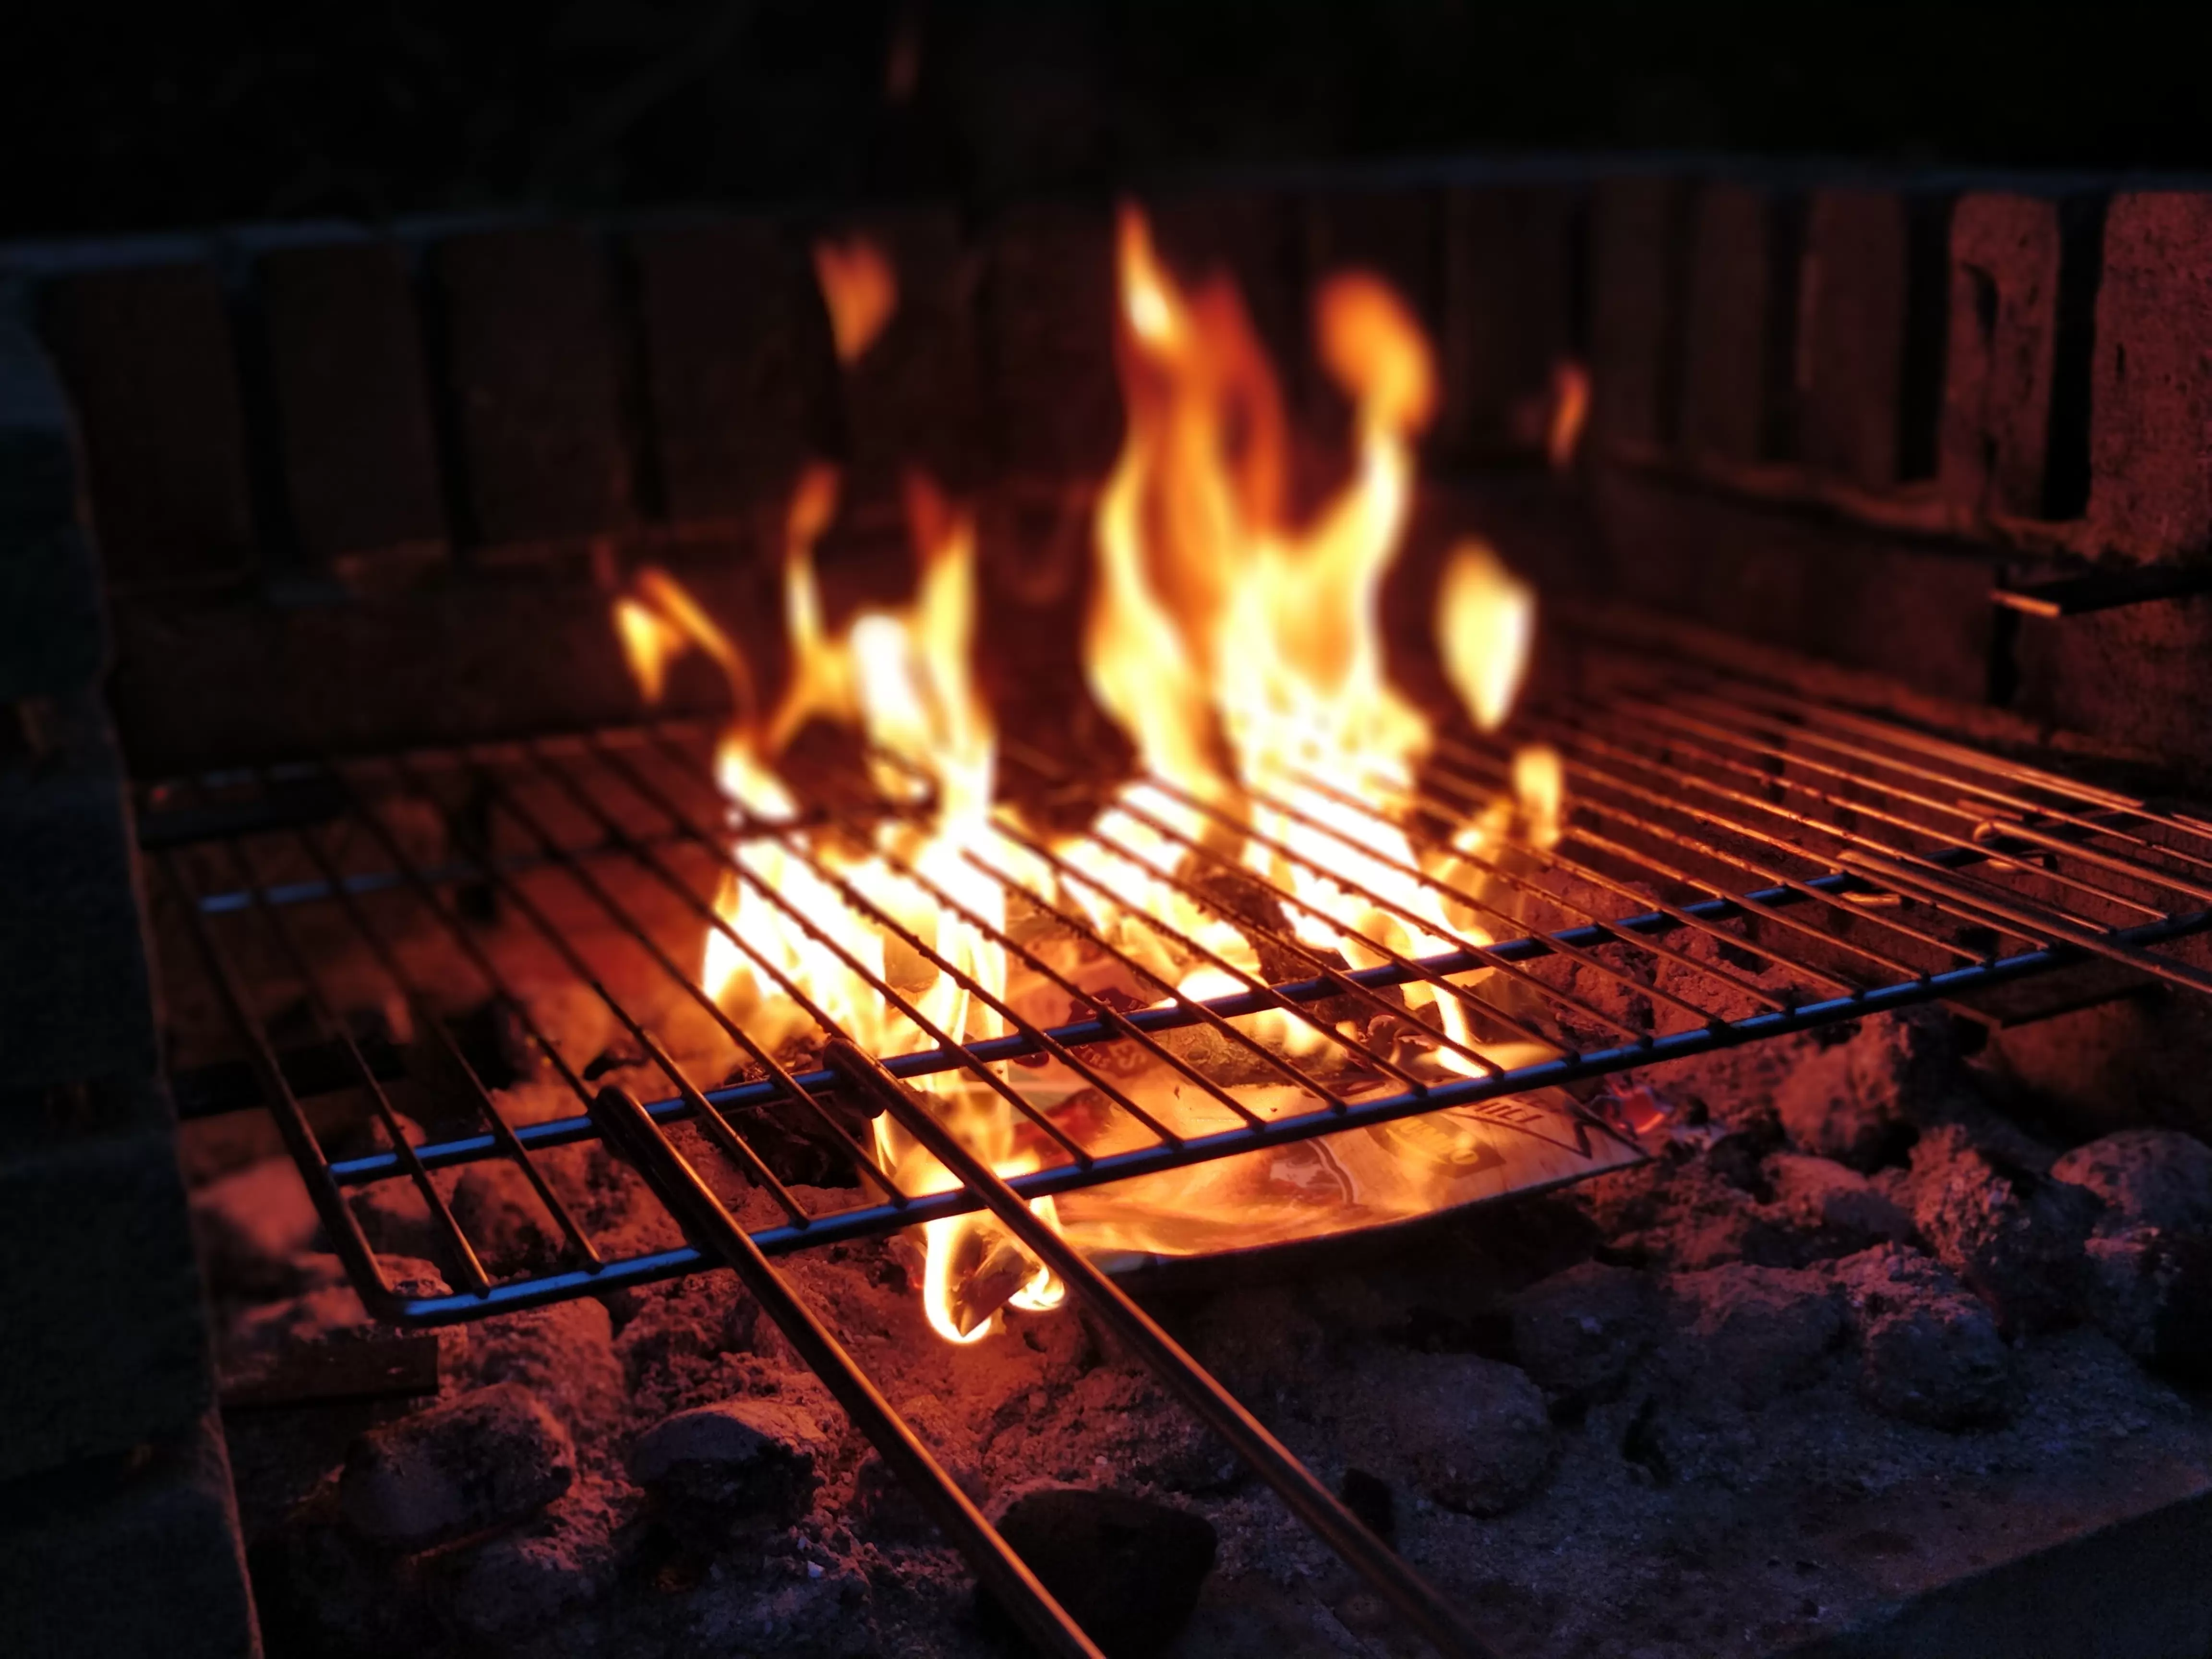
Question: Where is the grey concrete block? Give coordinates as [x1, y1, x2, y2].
[0, 1410, 259, 1659]
[259, 239, 448, 577]
[38, 259, 258, 589]
[1588, 174, 1691, 450]
[1441, 183, 1579, 461]
[2088, 192, 2212, 562]
[1680, 182, 1785, 468]
[0, 695, 158, 1094]
[1800, 189, 1913, 492]
[0, 302, 106, 701]
[631, 214, 836, 528]
[432, 226, 636, 548]
[1939, 193, 2063, 522]
[0, 1075, 215, 1480]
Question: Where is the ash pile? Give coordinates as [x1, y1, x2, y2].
[190, 995, 2212, 1659]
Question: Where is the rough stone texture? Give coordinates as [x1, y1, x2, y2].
[1661, 1263, 1845, 1408]
[0, 696, 161, 1094]
[1441, 183, 1579, 460]
[0, 1411, 260, 1659]
[1588, 174, 1690, 450]
[1799, 188, 1913, 492]
[1509, 1260, 1659, 1400]
[1906, 1124, 2099, 1334]
[630, 215, 837, 525]
[979, 201, 1121, 482]
[2089, 192, 2212, 562]
[1834, 1245, 2014, 1429]
[443, 1476, 633, 1641]
[258, 238, 447, 577]
[1680, 181, 1782, 467]
[2080, 1226, 2212, 1371]
[1773, 1012, 1954, 1171]
[0, 1097, 216, 1480]
[1766, 1152, 1917, 1253]
[628, 1396, 828, 1527]
[448, 1158, 561, 1277]
[1939, 192, 2062, 521]
[191, 1155, 323, 1297]
[1335, 1349, 1556, 1516]
[431, 226, 635, 548]
[981, 1486, 1218, 1659]
[0, 301, 106, 700]
[339, 1381, 576, 1550]
[37, 256, 257, 588]
[2050, 1129, 2212, 1233]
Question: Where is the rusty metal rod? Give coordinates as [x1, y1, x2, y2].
[588, 1085, 1104, 1659]
[821, 1038, 1497, 1659]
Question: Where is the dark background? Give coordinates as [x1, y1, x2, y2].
[6, 2, 2203, 239]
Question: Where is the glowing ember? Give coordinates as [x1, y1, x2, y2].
[613, 211, 1575, 1342]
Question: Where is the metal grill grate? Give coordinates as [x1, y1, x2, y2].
[143, 659, 2212, 1659]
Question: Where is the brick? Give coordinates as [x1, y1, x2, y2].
[2089, 192, 2212, 561]
[828, 206, 983, 503]
[2012, 595, 2212, 786]
[0, 1411, 257, 1659]
[1440, 184, 1579, 460]
[978, 201, 1120, 483]
[1800, 189, 1923, 492]
[0, 695, 158, 1094]
[1939, 194, 2063, 521]
[259, 240, 446, 577]
[433, 227, 635, 548]
[1679, 183, 1781, 468]
[631, 216, 836, 528]
[39, 259, 257, 589]
[0, 1080, 215, 1479]
[1588, 175, 1692, 450]
[0, 307, 105, 700]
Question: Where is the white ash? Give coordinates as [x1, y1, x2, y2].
[181, 942, 2212, 1658]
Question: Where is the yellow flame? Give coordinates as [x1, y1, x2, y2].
[610, 205, 1565, 1344]
[1438, 540, 1536, 733]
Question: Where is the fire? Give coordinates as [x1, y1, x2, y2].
[613, 212, 1563, 1341]
[812, 234, 899, 365]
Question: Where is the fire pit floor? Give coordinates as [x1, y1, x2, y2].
[189, 998, 2212, 1659]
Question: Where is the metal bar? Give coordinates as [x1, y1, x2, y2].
[1837, 850, 2212, 998]
[1971, 811, 2212, 908]
[820, 1040, 1501, 1659]
[1113, 755, 1733, 1032]
[216, 837, 495, 1297]
[1519, 710, 2052, 950]
[413, 751, 817, 1227]
[1585, 696, 2169, 925]
[338, 897, 2212, 1327]
[322, 863, 1895, 1188]
[588, 1085, 1105, 1659]
[586, 736, 1102, 1168]
[1428, 740, 1961, 978]
[625, 724, 1361, 1111]
[153, 850, 407, 1323]
[1295, 757, 1827, 1006]
[282, 807, 605, 1269]
[511, 740, 906, 1204]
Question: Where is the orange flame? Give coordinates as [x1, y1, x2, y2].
[611, 205, 1563, 1341]
[813, 235, 899, 366]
